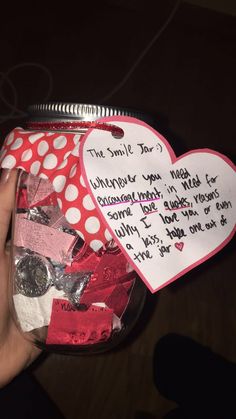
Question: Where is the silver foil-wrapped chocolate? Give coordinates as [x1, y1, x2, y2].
[27, 207, 50, 225]
[15, 254, 54, 297]
[53, 271, 92, 306]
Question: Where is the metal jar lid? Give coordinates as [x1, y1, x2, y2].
[27, 102, 154, 125]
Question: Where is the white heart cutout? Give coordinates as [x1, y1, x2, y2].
[81, 117, 236, 293]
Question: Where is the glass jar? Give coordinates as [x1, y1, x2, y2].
[5, 103, 150, 354]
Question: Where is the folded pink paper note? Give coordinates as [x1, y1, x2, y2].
[14, 215, 76, 263]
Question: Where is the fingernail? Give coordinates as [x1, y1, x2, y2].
[0, 169, 11, 185]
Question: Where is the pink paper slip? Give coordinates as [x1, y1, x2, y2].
[14, 215, 76, 263]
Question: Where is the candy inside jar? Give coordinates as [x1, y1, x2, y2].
[11, 171, 146, 352]
[7, 103, 149, 354]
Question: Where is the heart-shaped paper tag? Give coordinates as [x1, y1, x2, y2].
[81, 116, 236, 292]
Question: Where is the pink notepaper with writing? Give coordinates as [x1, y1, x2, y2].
[14, 215, 76, 263]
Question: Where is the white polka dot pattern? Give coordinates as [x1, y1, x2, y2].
[75, 230, 85, 240]
[11, 137, 23, 150]
[73, 134, 81, 145]
[64, 151, 71, 160]
[53, 175, 66, 192]
[38, 141, 49, 156]
[89, 240, 104, 251]
[0, 127, 109, 251]
[21, 149, 33, 161]
[6, 132, 15, 145]
[53, 135, 67, 149]
[69, 164, 77, 178]
[83, 194, 95, 210]
[57, 159, 68, 170]
[85, 216, 100, 234]
[30, 161, 41, 175]
[80, 175, 86, 187]
[39, 173, 48, 179]
[29, 133, 45, 143]
[2, 155, 16, 168]
[71, 144, 80, 157]
[65, 207, 81, 224]
[57, 198, 63, 209]
[43, 153, 58, 169]
[104, 228, 113, 241]
[65, 184, 79, 201]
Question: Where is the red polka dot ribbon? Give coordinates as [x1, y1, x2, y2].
[0, 127, 112, 251]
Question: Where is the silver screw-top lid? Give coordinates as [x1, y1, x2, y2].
[27, 102, 153, 124]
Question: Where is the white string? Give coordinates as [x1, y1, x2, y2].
[0, 62, 53, 124]
[0, 1, 180, 123]
[100, 0, 181, 103]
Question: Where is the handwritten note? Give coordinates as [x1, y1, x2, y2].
[14, 215, 76, 264]
[81, 116, 236, 293]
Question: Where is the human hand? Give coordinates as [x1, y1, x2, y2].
[0, 169, 41, 388]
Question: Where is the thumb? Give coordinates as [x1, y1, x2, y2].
[0, 169, 18, 254]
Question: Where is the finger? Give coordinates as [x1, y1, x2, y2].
[0, 169, 18, 254]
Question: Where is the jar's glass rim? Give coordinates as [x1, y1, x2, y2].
[27, 102, 154, 125]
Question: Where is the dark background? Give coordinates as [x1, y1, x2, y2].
[0, 1, 235, 418]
